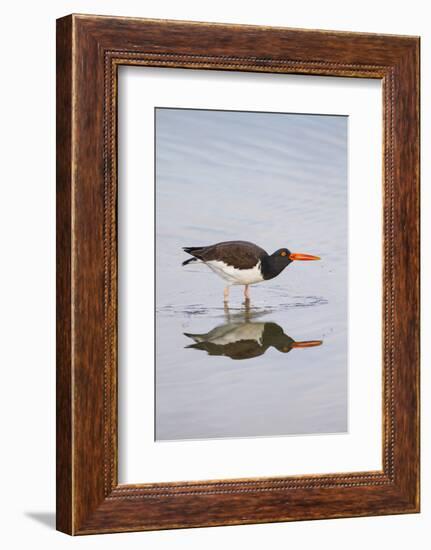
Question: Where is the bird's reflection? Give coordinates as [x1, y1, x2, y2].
[184, 306, 322, 361]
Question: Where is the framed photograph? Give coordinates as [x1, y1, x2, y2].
[56, 14, 420, 535]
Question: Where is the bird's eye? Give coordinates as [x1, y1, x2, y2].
[281, 251, 287, 257]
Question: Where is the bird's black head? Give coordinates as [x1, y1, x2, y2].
[263, 322, 294, 352]
[261, 248, 293, 280]
[263, 323, 322, 353]
[261, 247, 320, 280]
[271, 248, 294, 267]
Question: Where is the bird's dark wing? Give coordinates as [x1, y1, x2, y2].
[186, 340, 265, 360]
[183, 241, 267, 269]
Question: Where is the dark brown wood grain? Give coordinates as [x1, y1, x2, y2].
[56, 15, 73, 535]
[56, 14, 420, 535]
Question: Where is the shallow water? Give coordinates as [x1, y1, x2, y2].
[155, 108, 348, 441]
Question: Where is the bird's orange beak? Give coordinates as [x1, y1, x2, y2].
[291, 340, 323, 349]
[289, 252, 320, 261]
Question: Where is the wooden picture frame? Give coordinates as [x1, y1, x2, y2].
[56, 14, 420, 535]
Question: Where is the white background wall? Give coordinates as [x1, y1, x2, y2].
[0, 1, 427, 548]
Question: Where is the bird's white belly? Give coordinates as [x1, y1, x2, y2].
[207, 323, 266, 346]
[205, 260, 264, 285]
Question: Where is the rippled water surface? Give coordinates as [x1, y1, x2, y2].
[155, 108, 348, 441]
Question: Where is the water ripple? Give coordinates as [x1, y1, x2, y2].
[157, 295, 328, 320]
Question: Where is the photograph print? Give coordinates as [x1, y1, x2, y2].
[155, 107, 348, 442]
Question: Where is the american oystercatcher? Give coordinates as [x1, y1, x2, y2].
[182, 240, 320, 302]
[184, 321, 322, 360]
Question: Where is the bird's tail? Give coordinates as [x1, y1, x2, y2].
[182, 257, 198, 267]
[182, 246, 204, 266]
[183, 332, 205, 342]
[182, 246, 202, 254]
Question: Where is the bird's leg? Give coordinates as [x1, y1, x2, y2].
[244, 284, 251, 301]
[223, 286, 230, 303]
[224, 301, 231, 320]
[243, 298, 251, 321]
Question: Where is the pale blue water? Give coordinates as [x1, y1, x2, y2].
[155, 108, 348, 441]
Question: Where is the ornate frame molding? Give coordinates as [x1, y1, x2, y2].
[57, 15, 419, 534]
